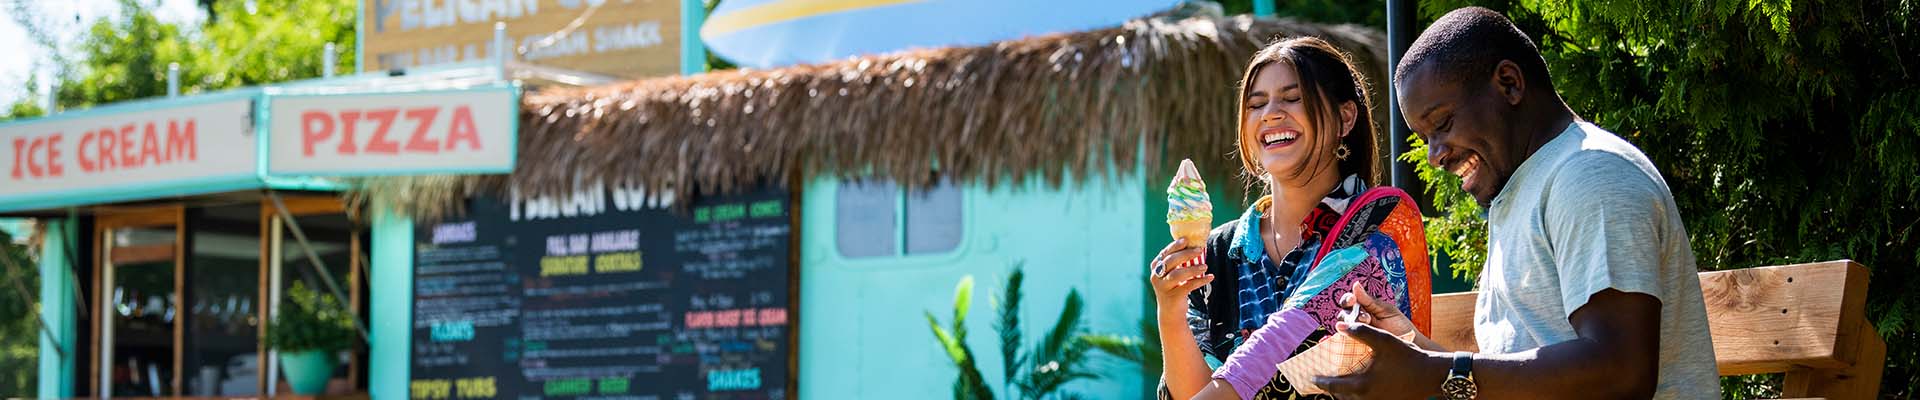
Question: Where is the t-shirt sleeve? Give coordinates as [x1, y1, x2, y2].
[1543, 151, 1672, 317]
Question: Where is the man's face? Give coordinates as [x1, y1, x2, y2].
[1397, 65, 1521, 207]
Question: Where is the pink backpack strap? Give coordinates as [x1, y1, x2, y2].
[1311, 186, 1418, 265]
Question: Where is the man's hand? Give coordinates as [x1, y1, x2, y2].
[1338, 281, 1415, 337]
[1313, 323, 1449, 400]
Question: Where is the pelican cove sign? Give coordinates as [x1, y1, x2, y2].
[360, 0, 681, 78]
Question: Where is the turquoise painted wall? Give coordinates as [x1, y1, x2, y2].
[37, 219, 75, 399]
[369, 203, 413, 400]
[798, 172, 1149, 399]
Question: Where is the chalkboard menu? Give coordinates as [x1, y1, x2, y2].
[410, 186, 792, 399]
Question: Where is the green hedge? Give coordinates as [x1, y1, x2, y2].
[1405, 0, 1920, 397]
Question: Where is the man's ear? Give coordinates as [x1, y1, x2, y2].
[1492, 59, 1527, 106]
[1338, 100, 1359, 138]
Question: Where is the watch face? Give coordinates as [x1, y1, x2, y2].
[1442, 376, 1477, 399]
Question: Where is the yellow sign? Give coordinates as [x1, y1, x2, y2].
[360, 0, 682, 78]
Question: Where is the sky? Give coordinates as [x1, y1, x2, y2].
[0, 0, 206, 109]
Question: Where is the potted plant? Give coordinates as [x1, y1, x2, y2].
[266, 281, 355, 395]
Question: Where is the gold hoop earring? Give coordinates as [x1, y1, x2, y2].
[1335, 144, 1351, 160]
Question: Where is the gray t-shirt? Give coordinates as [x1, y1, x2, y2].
[1475, 121, 1719, 399]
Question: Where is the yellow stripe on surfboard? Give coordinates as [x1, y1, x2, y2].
[701, 0, 929, 37]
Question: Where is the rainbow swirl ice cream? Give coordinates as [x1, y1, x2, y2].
[1167, 159, 1214, 245]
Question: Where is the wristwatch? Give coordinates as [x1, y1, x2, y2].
[1441, 351, 1478, 399]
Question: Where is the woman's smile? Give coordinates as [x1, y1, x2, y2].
[1259, 126, 1301, 150]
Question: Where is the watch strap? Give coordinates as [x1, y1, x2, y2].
[1451, 351, 1473, 376]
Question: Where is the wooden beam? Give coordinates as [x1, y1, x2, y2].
[348, 231, 363, 392]
[172, 209, 184, 396]
[1703, 261, 1866, 375]
[1426, 261, 1873, 377]
[89, 226, 102, 397]
[1782, 315, 1886, 400]
[258, 202, 273, 396]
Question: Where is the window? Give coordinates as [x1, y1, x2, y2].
[88, 196, 365, 397]
[835, 180, 897, 258]
[834, 177, 964, 258]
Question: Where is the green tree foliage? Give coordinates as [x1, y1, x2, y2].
[1401, 0, 1920, 396]
[15, 0, 354, 112]
[0, 229, 41, 397]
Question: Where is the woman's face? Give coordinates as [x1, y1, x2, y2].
[1242, 63, 1321, 183]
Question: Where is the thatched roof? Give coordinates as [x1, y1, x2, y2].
[355, 13, 1387, 220]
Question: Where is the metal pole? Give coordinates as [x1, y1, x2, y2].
[494, 21, 509, 80]
[166, 63, 179, 97]
[47, 81, 59, 114]
[681, 0, 706, 74]
[322, 42, 336, 78]
[1385, 0, 1429, 213]
[1252, 0, 1276, 16]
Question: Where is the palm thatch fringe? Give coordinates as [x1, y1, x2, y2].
[351, 14, 1386, 221]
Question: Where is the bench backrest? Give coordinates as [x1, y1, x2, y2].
[1428, 260, 1885, 399]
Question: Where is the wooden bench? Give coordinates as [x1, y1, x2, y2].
[1429, 260, 1887, 399]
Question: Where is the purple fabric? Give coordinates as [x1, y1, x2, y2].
[1298, 252, 1395, 331]
[1213, 308, 1317, 399]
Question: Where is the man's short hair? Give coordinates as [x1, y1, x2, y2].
[1395, 7, 1552, 92]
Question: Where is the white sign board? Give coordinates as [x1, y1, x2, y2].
[1, 98, 258, 208]
[267, 87, 518, 176]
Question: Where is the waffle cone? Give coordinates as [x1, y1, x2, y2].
[1169, 220, 1211, 245]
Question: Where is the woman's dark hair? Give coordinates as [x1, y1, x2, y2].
[1234, 36, 1378, 187]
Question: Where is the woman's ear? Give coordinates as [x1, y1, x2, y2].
[1338, 100, 1359, 138]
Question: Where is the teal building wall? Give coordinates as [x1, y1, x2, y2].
[796, 171, 1152, 399]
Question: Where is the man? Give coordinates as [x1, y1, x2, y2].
[1313, 7, 1718, 399]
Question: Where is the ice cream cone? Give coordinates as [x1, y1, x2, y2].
[1166, 159, 1214, 247]
[1170, 220, 1210, 245]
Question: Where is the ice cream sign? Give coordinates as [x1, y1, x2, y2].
[0, 97, 257, 207]
[267, 86, 518, 175]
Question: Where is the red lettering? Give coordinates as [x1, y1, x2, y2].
[403, 107, 441, 153]
[25, 136, 43, 178]
[757, 308, 787, 326]
[117, 124, 136, 168]
[96, 127, 116, 170]
[77, 132, 95, 172]
[364, 109, 400, 154]
[336, 111, 361, 154]
[165, 119, 195, 162]
[300, 111, 335, 157]
[139, 123, 160, 167]
[46, 134, 62, 177]
[446, 106, 482, 151]
[686, 311, 713, 328]
[9, 138, 23, 179]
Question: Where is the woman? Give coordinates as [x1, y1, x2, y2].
[1148, 37, 1432, 400]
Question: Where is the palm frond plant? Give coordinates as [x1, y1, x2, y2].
[929, 262, 1149, 399]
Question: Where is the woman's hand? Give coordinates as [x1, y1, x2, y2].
[1149, 238, 1212, 305]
